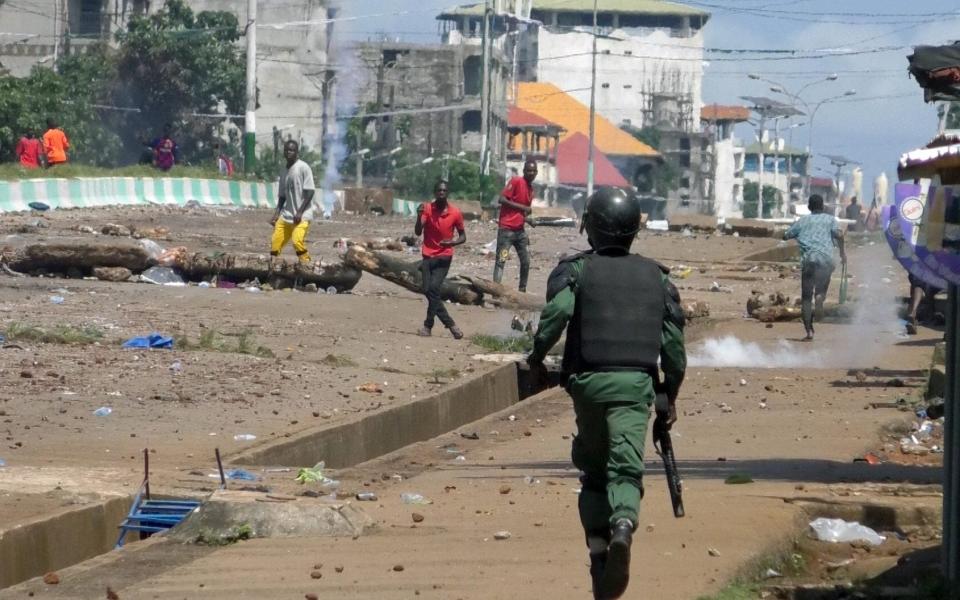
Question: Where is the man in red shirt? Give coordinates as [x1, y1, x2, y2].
[414, 179, 466, 339]
[15, 130, 43, 169]
[493, 159, 537, 292]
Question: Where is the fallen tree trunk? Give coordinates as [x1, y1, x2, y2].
[177, 252, 362, 292]
[343, 246, 545, 310]
[1, 239, 153, 274]
[344, 246, 482, 305]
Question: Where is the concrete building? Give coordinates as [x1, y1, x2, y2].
[0, 0, 330, 149]
[700, 104, 749, 219]
[514, 81, 660, 193]
[742, 139, 809, 216]
[437, 0, 709, 133]
[507, 106, 562, 204]
[349, 41, 509, 183]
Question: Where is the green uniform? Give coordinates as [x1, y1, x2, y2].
[528, 255, 686, 532]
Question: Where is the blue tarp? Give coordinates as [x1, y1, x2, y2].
[121, 333, 174, 349]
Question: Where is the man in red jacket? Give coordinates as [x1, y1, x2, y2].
[493, 159, 537, 292]
[415, 179, 466, 339]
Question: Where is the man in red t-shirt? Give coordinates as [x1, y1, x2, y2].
[414, 179, 466, 339]
[15, 131, 43, 169]
[493, 159, 538, 292]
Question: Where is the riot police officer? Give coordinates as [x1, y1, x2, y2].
[526, 187, 687, 600]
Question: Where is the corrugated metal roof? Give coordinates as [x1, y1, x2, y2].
[556, 132, 630, 187]
[508, 105, 563, 129]
[440, 0, 707, 18]
[516, 82, 659, 157]
[700, 104, 750, 122]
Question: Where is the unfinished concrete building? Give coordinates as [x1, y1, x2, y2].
[349, 41, 509, 183]
[0, 0, 330, 149]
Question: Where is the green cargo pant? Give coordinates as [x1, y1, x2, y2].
[568, 371, 654, 535]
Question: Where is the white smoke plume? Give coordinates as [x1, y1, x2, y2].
[688, 336, 825, 369]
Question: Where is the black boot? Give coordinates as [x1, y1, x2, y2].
[599, 519, 633, 599]
[589, 552, 607, 600]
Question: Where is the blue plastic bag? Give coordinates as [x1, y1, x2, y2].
[122, 333, 174, 349]
[225, 469, 258, 481]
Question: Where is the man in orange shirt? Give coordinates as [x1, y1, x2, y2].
[42, 118, 70, 167]
[414, 179, 466, 339]
[15, 130, 43, 169]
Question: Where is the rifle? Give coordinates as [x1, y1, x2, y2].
[653, 392, 685, 518]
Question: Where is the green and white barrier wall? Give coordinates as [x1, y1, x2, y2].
[0, 177, 277, 212]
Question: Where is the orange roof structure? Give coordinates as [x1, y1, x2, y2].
[508, 105, 562, 129]
[516, 82, 659, 158]
[700, 104, 751, 122]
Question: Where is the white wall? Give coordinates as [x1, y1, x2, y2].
[0, 0, 62, 76]
[535, 26, 704, 132]
[712, 138, 743, 219]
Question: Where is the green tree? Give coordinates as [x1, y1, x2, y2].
[111, 0, 246, 164]
[393, 154, 499, 202]
[742, 181, 781, 219]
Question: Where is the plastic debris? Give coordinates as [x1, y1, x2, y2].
[225, 469, 258, 481]
[326, 286, 338, 294]
[809, 518, 885, 545]
[122, 333, 174, 349]
[494, 531, 512, 540]
[49, 295, 65, 304]
[28, 201, 50, 212]
[295, 462, 340, 489]
[401, 492, 432, 505]
[140, 266, 185, 286]
[233, 433, 257, 442]
[356, 492, 378, 501]
[169, 360, 183, 374]
[93, 407, 112, 417]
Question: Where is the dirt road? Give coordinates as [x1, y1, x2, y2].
[0, 206, 940, 598]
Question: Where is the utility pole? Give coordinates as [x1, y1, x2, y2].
[757, 117, 766, 219]
[52, 0, 61, 69]
[772, 117, 781, 217]
[586, 0, 598, 198]
[243, 0, 257, 174]
[479, 0, 491, 178]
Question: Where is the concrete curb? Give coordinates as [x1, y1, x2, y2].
[231, 363, 520, 469]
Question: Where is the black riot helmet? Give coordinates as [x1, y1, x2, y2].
[580, 187, 641, 253]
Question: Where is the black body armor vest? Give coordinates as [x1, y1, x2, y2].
[562, 254, 665, 374]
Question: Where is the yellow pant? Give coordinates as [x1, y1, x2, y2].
[270, 220, 311, 262]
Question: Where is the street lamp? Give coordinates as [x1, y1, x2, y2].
[804, 90, 856, 198]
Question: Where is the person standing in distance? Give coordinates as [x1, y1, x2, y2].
[415, 179, 465, 339]
[42, 118, 69, 168]
[493, 158, 537, 292]
[15, 130, 44, 169]
[270, 140, 316, 263]
[526, 187, 687, 600]
[783, 193, 847, 341]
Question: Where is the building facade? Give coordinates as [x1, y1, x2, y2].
[349, 41, 509, 183]
[0, 0, 330, 149]
[742, 139, 809, 216]
[437, 0, 709, 133]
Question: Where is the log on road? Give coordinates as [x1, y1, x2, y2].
[1, 239, 153, 274]
[177, 252, 362, 291]
[344, 246, 543, 310]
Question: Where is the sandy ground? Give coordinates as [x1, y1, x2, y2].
[0, 205, 942, 598]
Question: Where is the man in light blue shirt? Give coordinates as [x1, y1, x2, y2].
[784, 194, 847, 341]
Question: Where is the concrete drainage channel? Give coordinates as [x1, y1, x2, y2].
[0, 494, 135, 589]
[0, 361, 529, 590]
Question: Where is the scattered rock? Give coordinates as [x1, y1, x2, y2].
[305, 595, 319, 600]
[357, 382, 384, 394]
[93, 266, 133, 282]
[310, 571, 322, 579]
[499, 485, 511, 495]
[707, 548, 721, 557]
[335, 566, 344, 573]
[43, 572, 60, 585]
[494, 531, 512, 540]
[304, 283, 318, 293]
[393, 564, 405, 572]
